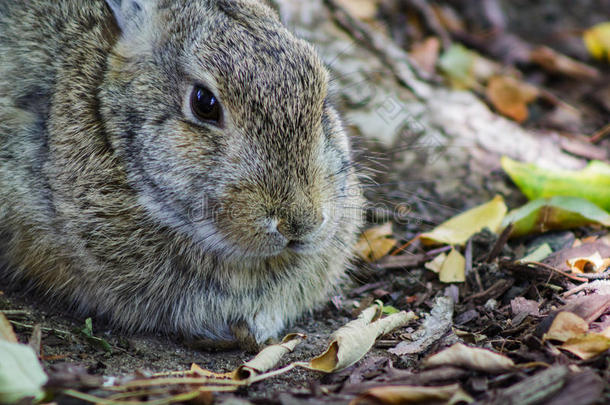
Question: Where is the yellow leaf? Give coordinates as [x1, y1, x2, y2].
[439, 249, 466, 283]
[424, 252, 447, 274]
[583, 22, 610, 62]
[354, 223, 397, 262]
[335, 0, 380, 21]
[0, 314, 17, 343]
[542, 312, 589, 343]
[420, 195, 507, 246]
[561, 333, 610, 360]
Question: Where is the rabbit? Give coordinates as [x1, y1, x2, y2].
[0, 0, 363, 347]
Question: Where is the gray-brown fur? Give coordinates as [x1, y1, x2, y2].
[0, 0, 362, 343]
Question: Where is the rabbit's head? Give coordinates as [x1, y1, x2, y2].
[100, 0, 361, 260]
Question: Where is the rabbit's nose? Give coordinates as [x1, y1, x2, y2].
[276, 212, 325, 242]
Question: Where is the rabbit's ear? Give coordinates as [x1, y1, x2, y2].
[105, 0, 153, 35]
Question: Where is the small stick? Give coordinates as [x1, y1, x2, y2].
[589, 123, 610, 143]
[528, 262, 588, 282]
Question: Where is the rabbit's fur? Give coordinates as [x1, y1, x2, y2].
[0, 0, 362, 344]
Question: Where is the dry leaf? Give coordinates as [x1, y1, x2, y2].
[566, 252, 610, 273]
[510, 297, 540, 317]
[389, 297, 453, 356]
[530, 45, 600, 79]
[300, 304, 417, 373]
[335, 0, 380, 21]
[543, 240, 610, 271]
[431, 4, 465, 33]
[420, 195, 507, 246]
[190, 363, 234, 380]
[189, 334, 306, 384]
[486, 75, 539, 122]
[410, 37, 441, 74]
[423, 343, 515, 373]
[233, 334, 305, 381]
[351, 383, 473, 405]
[0, 313, 17, 343]
[439, 249, 465, 283]
[543, 312, 589, 343]
[0, 340, 48, 404]
[555, 294, 610, 324]
[354, 223, 397, 262]
[561, 333, 610, 360]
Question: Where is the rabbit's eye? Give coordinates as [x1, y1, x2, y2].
[190, 85, 221, 124]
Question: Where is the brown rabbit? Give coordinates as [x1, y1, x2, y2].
[0, 0, 362, 345]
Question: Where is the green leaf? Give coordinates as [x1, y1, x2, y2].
[502, 157, 610, 211]
[439, 44, 477, 89]
[502, 196, 610, 238]
[76, 318, 112, 352]
[80, 317, 93, 338]
[0, 341, 48, 404]
[382, 305, 400, 315]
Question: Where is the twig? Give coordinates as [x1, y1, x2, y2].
[249, 363, 298, 383]
[575, 271, 610, 280]
[28, 324, 42, 357]
[391, 234, 421, 256]
[9, 320, 72, 337]
[589, 123, 610, 144]
[464, 279, 513, 304]
[486, 224, 513, 263]
[0, 310, 31, 318]
[107, 377, 246, 390]
[563, 279, 610, 297]
[528, 262, 588, 282]
[63, 389, 204, 405]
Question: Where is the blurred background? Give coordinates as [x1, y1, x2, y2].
[272, 0, 609, 239]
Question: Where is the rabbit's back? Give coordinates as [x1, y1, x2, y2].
[0, 0, 116, 232]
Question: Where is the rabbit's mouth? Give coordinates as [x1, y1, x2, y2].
[286, 240, 308, 252]
[200, 218, 334, 260]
